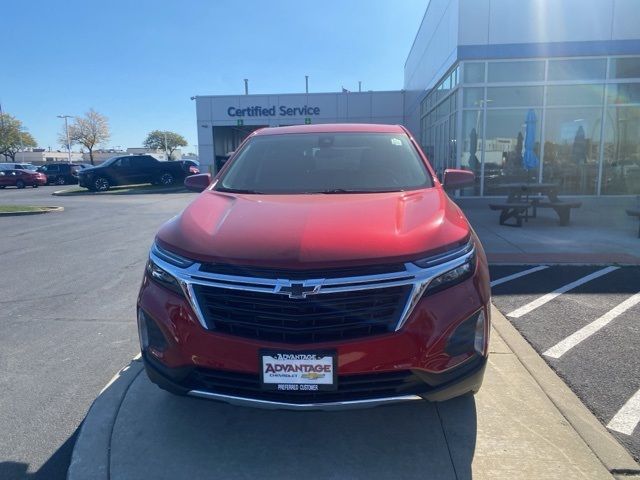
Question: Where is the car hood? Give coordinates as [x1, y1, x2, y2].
[156, 188, 470, 268]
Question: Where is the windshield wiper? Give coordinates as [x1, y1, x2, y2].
[216, 187, 264, 194]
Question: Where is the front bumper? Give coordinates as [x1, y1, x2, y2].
[142, 350, 487, 410]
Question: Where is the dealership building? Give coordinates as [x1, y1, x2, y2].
[195, 0, 640, 196]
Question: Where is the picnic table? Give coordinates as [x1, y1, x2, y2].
[489, 182, 582, 227]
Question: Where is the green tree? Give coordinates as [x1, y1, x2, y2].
[61, 108, 110, 165]
[0, 113, 37, 161]
[143, 130, 187, 160]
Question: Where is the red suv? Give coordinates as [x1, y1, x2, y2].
[137, 124, 490, 410]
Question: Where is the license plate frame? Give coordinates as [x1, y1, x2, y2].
[259, 350, 337, 392]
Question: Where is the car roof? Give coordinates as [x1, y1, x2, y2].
[251, 123, 406, 136]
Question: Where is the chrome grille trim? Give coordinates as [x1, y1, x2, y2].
[149, 241, 476, 333]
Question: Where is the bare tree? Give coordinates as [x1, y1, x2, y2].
[61, 109, 110, 165]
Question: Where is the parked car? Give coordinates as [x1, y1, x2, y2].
[137, 124, 490, 410]
[180, 160, 200, 175]
[0, 162, 38, 172]
[37, 163, 80, 185]
[78, 155, 186, 191]
[0, 169, 47, 188]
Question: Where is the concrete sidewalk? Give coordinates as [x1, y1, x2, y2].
[68, 306, 640, 480]
[459, 196, 640, 264]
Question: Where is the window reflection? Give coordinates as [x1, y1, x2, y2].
[460, 110, 482, 195]
[602, 106, 640, 194]
[483, 109, 541, 195]
[543, 108, 602, 194]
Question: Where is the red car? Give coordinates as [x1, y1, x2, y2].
[137, 124, 490, 410]
[0, 169, 47, 188]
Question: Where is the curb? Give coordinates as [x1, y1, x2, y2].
[0, 206, 64, 216]
[67, 355, 144, 480]
[52, 186, 187, 196]
[491, 305, 640, 476]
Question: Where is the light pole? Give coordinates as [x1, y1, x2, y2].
[57, 115, 72, 162]
[163, 132, 169, 160]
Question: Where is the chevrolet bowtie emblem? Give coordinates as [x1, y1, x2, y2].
[275, 282, 322, 299]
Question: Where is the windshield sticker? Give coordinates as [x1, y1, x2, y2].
[390, 138, 402, 146]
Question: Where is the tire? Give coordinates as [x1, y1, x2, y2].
[56, 176, 66, 185]
[158, 172, 175, 186]
[94, 177, 110, 192]
[16, 180, 25, 189]
[33, 184, 39, 188]
[0, 186, 5, 189]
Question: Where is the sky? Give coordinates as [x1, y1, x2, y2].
[3, 0, 427, 154]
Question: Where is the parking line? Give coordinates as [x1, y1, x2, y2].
[543, 292, 640, 359]
[506, 266, 619, 318]
[490, 265, 549, 287]
[608, 387, 640, 435]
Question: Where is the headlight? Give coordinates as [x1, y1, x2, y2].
[151, 241, 194, 268]
[147, 241, 194, 295]
[425, 252, 476, 294]
[146, 258, 183, 295]
[413, 240, 476, 295]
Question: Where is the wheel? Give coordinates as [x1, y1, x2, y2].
[0, 186, 5, 189]
[94, 177, 110, 192]
[158, 172, 175, 186]
[16, 180, 25, 189]
[33, 184, 39, 188]
[56, 176, 66, 185]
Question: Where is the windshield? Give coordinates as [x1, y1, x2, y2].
[216, 132, 432, 194]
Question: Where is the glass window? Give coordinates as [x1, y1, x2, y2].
[606, 83, 640, 105]
[463, 87, 484, 108]
[548, 58, 606, 81]
[486, 86, 544, 108]
[601, 106, 640, 194]
[488, 61, 544, 83]
[547, 84, 604, 106]
[484, 108, 542, 194]
[610, 57, 640, 79]
[543, 107, 602, 194]
[218, 133, 433, 194]
[463, 63, 485, 83]
[460, 110, 483, 196]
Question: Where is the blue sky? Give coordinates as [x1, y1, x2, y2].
[3, 0, 427, 153]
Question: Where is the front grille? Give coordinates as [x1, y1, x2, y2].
[186, 368, 428, 403]
[193, 284, 411, 343]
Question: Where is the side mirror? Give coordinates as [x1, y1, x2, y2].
[442, 169, 475, 190]
[184, 173, 212, 192]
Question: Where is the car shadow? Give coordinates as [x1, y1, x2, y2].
[0, 424, 80, 480]
[108, 373, 478, 479]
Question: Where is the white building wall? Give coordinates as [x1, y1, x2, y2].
[458, 0, 640, 46]
[403, 0, 459, 136]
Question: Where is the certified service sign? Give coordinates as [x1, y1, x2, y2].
[261, 351, 336, 391]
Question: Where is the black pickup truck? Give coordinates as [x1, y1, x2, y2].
[78, 155, 186, 191]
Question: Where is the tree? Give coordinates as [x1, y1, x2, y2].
[143, 130, 187, 160]
[0, 113, 37, 161]
[61, 108, 110, 165]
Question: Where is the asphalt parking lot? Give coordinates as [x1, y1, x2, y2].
[490, 264, 640, 462]
[0, 185, 194, 480]
[1, 185, 638, 478]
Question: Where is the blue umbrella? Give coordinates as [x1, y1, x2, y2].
[523, 109, 539, 171]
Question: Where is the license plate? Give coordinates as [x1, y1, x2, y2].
[260, 351, 337, 392]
